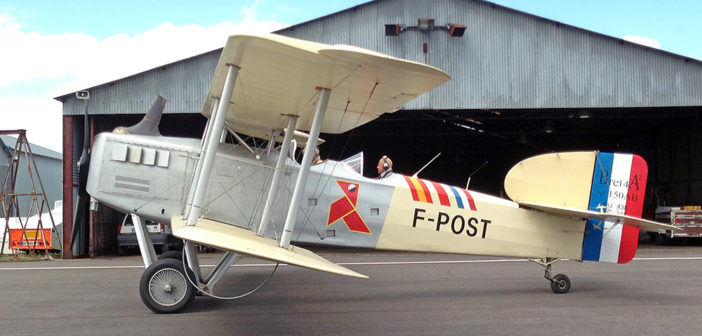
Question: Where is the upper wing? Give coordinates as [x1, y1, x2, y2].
[518, 201, 679, 233]
[170, 216, 367, 279]
[202, 33, 450, 139]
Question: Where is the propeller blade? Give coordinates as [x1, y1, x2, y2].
[113, 95, 166, 136]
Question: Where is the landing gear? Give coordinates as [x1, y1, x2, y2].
[549, 273, 571, 294]
[532, 258, 572, 294]
[136, 235, 275, 313]
[139, 259, 196, 314]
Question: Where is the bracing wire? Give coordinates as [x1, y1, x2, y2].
[292, 78, 380, 242]
[180, 248, 279, 300]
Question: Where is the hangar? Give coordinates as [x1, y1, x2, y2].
[55, 0, 702, 257]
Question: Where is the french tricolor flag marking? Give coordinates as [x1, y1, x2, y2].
[582, 153, 646, 264]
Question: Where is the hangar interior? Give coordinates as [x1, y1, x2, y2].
[57, 0, 702, 257]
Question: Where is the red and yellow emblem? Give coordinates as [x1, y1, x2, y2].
[327, 180, 371, 234]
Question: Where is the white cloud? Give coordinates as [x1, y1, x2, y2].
[51, 19, 289, 96]
[0, 11, 288, 153]
[623, 35, 661, 49]
[0, 95, 63, 152]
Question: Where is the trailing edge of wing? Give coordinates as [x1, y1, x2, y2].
[170, 216, 368, 279]
[518, 201, 680, 233]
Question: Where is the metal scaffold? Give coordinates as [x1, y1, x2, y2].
[1, 129, 60, 259]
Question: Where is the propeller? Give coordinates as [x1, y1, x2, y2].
[69, 95, 166, 255]
[113, 96, 166, 136]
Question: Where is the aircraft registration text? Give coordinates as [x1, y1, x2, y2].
[412, 208, 491, 238]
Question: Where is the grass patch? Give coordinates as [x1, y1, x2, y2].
[0, 251, 61, 262]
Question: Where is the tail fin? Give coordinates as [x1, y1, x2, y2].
[504, 152, 648, 264]
[581, 153, 646, 264]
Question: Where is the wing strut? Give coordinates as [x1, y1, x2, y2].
[257, 115, 298, 236]
[186, 64, 239, 226]
[184, 98, 219, 219]
[279, 88, 331, 249]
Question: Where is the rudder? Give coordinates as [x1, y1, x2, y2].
[582, 153, 647, 264]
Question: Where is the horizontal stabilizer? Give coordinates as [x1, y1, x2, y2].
[170, 216, 368, 279]
[518, 201, 680, 233]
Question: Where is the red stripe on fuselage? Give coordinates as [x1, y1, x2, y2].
[403, 175, 420, 201]
[430, 182, 451, 206]
[461, 189, 477, 211]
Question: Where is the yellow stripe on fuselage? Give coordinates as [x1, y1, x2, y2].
[409, 177, 428, 202]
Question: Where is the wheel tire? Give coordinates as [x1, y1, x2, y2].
[139, 259, 196, 314]
[158, 250, 183, 261]
[550, 274, 571, 294]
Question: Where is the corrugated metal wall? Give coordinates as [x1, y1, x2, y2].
[60, 50, 219, 115]
[59, 0, 702, 115]
[278, 0, 702, 110]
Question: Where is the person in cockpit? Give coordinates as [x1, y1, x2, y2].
[312, 147, 325, 165]
[377, 155, 393, 179]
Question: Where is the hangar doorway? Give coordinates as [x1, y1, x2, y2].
[74, 106, 701, 255]
[321, 106, 702, 211]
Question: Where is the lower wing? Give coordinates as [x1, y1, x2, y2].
[170, 216, 368, 279]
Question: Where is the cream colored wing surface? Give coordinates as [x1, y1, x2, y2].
[518, 201, 680, 233]
[171, 216, 368, 279]
[202, 33, 450, 139]
[504, 151, 597, 209]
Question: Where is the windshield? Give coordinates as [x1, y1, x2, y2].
[340, 152, 364, 175]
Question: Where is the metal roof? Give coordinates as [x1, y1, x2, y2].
[276, 0, 702, 110]
[57, 0, 702, 115]
[0, 135, 62, 160]
[57, 49, 220, 116]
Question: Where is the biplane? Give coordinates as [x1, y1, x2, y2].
[83, 33, 678, 313]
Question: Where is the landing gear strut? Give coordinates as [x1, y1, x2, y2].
[532, 258, 571, 294]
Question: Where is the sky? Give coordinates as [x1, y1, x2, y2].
[1, 0, 700, 153]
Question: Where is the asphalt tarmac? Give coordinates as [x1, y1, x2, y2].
[1, 244, 701, 336]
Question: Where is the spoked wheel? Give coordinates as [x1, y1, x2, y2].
[550, 274, 571, 294]
[140, 259, 196, 313]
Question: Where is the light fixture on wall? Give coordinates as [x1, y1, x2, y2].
[417, 18, 435, 30]
[385, 18, 466, 37]
[448, 24, 466, 37]
[384, 24, 402, 36]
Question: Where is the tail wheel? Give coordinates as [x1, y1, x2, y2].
[550, 274, 571, 294]
[139, 259, 196, 313]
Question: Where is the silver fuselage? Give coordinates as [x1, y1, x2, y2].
[86, 132, 395, 248]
